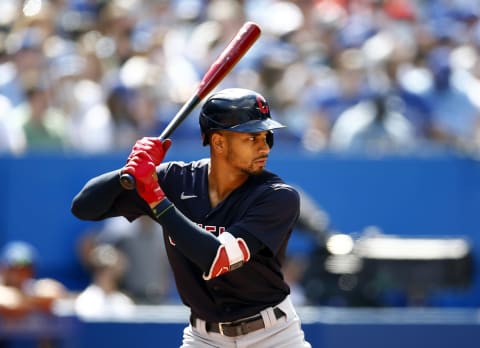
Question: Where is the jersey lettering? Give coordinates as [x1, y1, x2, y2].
[197, 224, 226, 236]
[203, 225, 216, 233]
[168, 226, 226, 249]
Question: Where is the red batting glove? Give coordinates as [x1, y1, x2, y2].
[127, 137, 172, 166]
[122, 151, 165, 205]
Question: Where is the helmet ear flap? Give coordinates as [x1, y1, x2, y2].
[200, 114, 211, 146]
[267, 131, 274, 148]
[202, 131, 209, 146]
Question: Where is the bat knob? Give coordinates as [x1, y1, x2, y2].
[120, 173, 136, 190]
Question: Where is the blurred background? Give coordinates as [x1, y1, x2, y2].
[1, 0, 480, 347]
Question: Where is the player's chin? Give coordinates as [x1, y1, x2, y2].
[244, 159, 268, 175]
[248, 164, 266, 175]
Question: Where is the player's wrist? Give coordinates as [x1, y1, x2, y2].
[152, 198, 174, 218]
[148, 194, 165, 208]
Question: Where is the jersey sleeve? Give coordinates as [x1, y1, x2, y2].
[71, 169, 151, 222]
[229, 183, 300, 255]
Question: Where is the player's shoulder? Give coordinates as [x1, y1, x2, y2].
[159, 158, 209, 174]
[254, 171, 300, 201]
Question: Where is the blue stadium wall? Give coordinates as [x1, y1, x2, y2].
[1, 146, 480, 303]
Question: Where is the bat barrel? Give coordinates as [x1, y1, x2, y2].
[119, 22, 261, 191]
[196, 22, 261, 99]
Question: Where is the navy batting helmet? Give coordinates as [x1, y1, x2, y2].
[199, 88, 285, 147]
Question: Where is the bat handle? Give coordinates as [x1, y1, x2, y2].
[120, 172, 136, 190]
[119, 94, 199, 191]
[120, 131, 169, 190]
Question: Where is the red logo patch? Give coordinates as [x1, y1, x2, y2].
[256, 96, 269, 114]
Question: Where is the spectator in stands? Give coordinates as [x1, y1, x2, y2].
[0, 27, 44, 108]
[12, 82, 66, 152]
[419, 45, 480, 151]
[105, 84, 138, 150]
[0, 241, 67, 318]
[0, 0, 478, 154]
[284, 186, 332, 306]
[0, 241, 68, 348]
[282, 254, 308, 307]
[0, 94, 25, 154]
[301, 50, 375, 152]
[329, 92, 416, 154]
[78, 216, 172, 305]
[74, 244, 135, 318]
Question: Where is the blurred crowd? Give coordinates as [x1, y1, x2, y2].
[1, 4, 479, 341]
[0, 0, 479, 156]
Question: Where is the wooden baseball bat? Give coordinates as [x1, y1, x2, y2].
[120, 21, 262, 190]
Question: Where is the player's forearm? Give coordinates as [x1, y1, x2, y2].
[71, 170, 126, 221]
[152, 199, 221, 271]
[152, 199, 262, 279]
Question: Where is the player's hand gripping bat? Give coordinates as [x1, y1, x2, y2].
[120, 21, 262, 190]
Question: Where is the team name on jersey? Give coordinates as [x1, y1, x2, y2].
[168, 224, 226, 246]
[197, 224, 226, 236]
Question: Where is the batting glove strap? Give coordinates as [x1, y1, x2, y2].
[152, 199, 174, 219]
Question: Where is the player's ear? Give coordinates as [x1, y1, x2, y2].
[211, 132, 225, 152]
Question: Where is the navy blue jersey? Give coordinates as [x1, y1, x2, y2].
[157, 159, 300, 321]
[71, 158, 300, 322]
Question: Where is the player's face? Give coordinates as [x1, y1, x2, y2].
[223, 130, 271, 175]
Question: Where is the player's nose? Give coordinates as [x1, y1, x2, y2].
[259, 139, 270, 154]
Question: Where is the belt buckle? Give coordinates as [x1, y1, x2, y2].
[219, 319, 248, 337]
[218, 321, 229, 336]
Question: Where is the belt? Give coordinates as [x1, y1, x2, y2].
[190, 307, 285, 337]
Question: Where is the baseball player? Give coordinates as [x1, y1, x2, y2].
[71, 88, 312, 347]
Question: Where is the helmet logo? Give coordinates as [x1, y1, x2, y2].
[256, 95, 269, 114]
